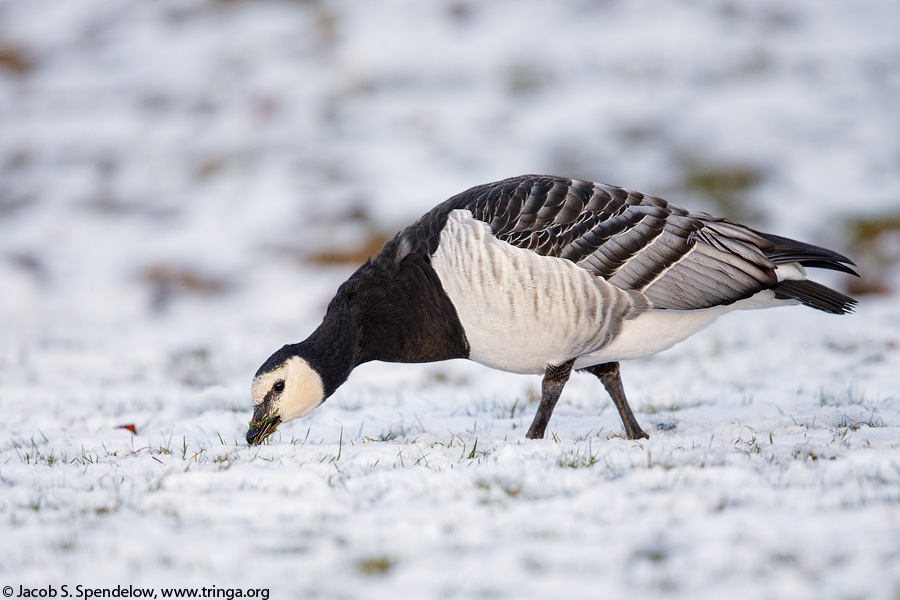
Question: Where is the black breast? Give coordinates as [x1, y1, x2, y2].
[340, 232, 470, 366]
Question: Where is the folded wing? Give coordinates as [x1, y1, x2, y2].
[449, 175, 856, 313]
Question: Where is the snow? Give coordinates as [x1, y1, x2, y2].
[1, 0, 899, 598]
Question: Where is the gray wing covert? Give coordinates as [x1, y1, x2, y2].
[450, 175, 781, 310]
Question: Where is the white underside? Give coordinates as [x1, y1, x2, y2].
[575, 290, 778, 369]
[430, 209, 793, 375]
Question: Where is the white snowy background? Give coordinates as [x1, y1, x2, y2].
[1, 0, 899, 598]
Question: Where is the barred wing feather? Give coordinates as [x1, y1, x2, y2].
[448, 175, 856, 313]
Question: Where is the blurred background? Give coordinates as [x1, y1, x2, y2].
[1, 2, 899, 593]
[1, 0, 898, 375]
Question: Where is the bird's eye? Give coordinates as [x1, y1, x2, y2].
[273, 380, 285, 392]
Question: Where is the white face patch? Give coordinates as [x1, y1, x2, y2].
[251, 356, 325, 423]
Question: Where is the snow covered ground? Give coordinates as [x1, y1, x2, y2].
[1, 0, 899, 598]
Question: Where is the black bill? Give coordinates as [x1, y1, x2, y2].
[246, 406, 281, 445]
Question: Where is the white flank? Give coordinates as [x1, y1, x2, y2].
[577, 291, 781, 367]
[431, 210, 641, 374]
[431, 211, 798, 373]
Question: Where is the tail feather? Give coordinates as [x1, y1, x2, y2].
[771, 279, 857, 315]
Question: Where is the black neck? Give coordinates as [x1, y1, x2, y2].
[293, 294, 360, 398]
[295, 239, 469, 398]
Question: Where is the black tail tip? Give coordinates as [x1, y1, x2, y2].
[772, 279, 858, 315]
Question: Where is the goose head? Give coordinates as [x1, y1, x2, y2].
[246, 353, 325, 445]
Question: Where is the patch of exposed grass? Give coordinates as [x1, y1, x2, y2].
[0, 42, 37, 75]
[818, 387, 884, 407]
[558, 443, 601, 469]
[468, 397, 530, 419]
[460, 438, 492, 462]
[632, 545, 670, 564]
[848, 214, 900, 242]
[141, 264, 230, 313]
[365, 431, 397, 443]
[792, 448, 837, 462]
[356, 555, 396, 576]
[733, 435, 762, 455]
[12, 436, 64, 467]
[836, 410, 885, 431]
[305, 230, 394, 266]
[476, 478, 523, 498]
[680, 162, 765, 222]
[642, 401, 682, 415]
[844, 213, 900, 295]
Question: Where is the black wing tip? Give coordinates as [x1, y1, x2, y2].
[772, 279, 858, 315]
[796, 259, 859, 277]
[759, 232, 858, 277]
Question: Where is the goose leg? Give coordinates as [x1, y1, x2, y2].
[581, 362, 649, 440]
[526, 359, 576, 439]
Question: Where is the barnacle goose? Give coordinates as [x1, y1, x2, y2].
[246, 175, 857, 445]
